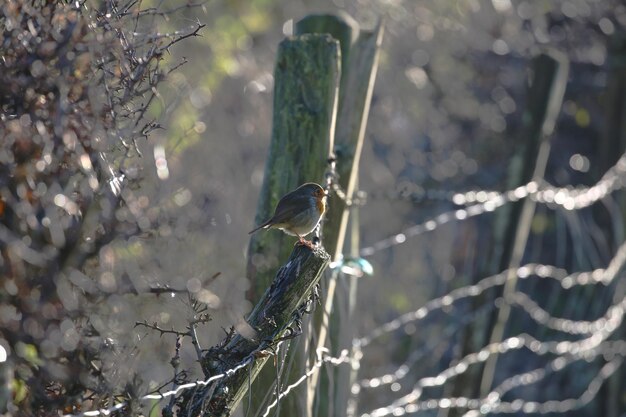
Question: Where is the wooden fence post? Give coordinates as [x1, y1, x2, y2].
[246, 34, 340, 304]
[174, 34, 341, 417]
[176, 14, 381, 416]
[295, 14, 384, 416]
[243, 29, 341, 417]
[177, 245, 330, 416]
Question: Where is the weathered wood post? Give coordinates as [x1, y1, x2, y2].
[176, 244, 330, 416]
[174, 34, 341, 417]
[243, 32, 341, 415]
[246, 35, 340, 303]
[295, 14, 383, 416]
[176, 13, 382, 416]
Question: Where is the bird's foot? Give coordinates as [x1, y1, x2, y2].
[295, 237, 315, 249]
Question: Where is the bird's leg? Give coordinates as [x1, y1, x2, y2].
[295, 234, 315, 249]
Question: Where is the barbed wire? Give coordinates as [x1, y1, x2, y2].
[341, 238, 626, 416]
[360, 191, 513, 256]
[261, 348, 351, 417]
[358, 331, 625, 417]
[62, 352, 255, 417]
[65, 151, 626, 417]
[356, 240, 626, 348]
[481, 341, 626, 407]
[375, 153, 626, 208]
[67, 215, 626, 417]
[252, 254, 625, 417]
[355, 357, 623, 417]
[510, 292, 626, 335]
[360, 153, 626, 257]
[354, 294, 626, 393]
[67, 241, 625, 416]
[357, 303, 495, 390]
[469, 359, 624, 416]
[259, 335, 626, 417]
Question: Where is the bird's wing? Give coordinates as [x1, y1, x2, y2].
[270, 194, 310, 225]
[249, 193, 308, 234]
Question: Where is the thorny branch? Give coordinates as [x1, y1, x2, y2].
[0, 0, 203, 413]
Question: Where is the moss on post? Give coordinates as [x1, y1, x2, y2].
[240, 32, 340, 417]
[295, 14, 383, 262]
[246, 34, 340, 303]
[296, 16, 384, 416]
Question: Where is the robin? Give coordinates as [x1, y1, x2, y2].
[249, 182, 328, 248]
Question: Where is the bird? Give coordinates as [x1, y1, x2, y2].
[249, 182, 328, 248]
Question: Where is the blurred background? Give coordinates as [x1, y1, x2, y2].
[2, 0, 626, 415]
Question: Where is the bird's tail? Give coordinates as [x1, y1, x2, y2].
[248, 219, 272, 235]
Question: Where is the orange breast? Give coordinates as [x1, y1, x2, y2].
[316, 197, 326, 214]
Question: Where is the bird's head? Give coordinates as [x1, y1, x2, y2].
[297, 183, 327, 200]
